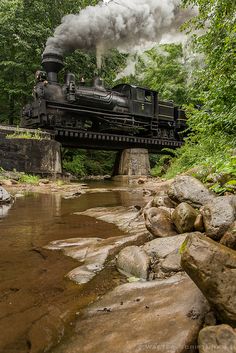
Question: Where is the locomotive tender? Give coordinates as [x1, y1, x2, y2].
[21, 53, 186, 141]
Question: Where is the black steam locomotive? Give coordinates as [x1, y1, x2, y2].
[21, 53, 186, 140]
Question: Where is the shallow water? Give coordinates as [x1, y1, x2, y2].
[0, 187, 144, 353]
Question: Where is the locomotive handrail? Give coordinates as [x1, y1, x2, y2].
[46, 101, 131, 118]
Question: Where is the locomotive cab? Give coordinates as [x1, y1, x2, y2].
[112, 84, 158, 118]
[131, 87, 156, 117]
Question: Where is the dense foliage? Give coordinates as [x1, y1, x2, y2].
[63, 149, 117, 177]
[162, 0, 236, 178]
[186, 1, 235, 132]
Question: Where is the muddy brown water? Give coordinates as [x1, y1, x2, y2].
[0, 186, 144, 353]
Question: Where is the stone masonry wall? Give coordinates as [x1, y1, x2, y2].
[0, 132, 62, 175]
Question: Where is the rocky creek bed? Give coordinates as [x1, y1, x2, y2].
[0, 182, 153, 353]
[1, 175, 236, 353]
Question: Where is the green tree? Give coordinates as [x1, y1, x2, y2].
[0, 0, 65, 123]
[0, 0, 126, 124]
[182, 0, 236, 134]
[163, 0, 236, 178]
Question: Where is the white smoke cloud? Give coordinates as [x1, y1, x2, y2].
[115, 45, 171, 80]
[45, 0, 197, 67]
[115, 56, 137, 80]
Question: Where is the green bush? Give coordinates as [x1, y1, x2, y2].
[19, 173, 40, 184]
[62, 149, 116, 177]
[6, 129, 43, 140]
[163, 132, 236, 180]
[63, 153, 86, 177]
[151, 154, 173, 177]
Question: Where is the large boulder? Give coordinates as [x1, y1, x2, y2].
[143, 233, 201, 279]
[198, 324, 236, 353]
[220, 221, 236, 250]
[54, 275, 209, 353]
[181, 233, 236, 326]
[0, 186, 12, 203]
[200, 196, 236, 240]
[116, 246, 150, 280]
[143, 233, 190, 259]
[172, 202, 198, 233]
[144, 206, 178, 238]
[168, 176, 215, 208]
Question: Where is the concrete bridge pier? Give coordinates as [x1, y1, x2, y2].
[112, 148, 150, 182]
[0, 126, 62, 176]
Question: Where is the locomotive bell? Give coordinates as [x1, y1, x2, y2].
[42, 52, 64, 83]
[93, 76, 106, 91]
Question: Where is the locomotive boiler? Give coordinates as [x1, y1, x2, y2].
[21, 52, 186, 140]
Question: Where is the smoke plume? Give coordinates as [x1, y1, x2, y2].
[44, 0, 196, 68]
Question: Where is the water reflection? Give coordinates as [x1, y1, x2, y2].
[0, 202, 13, 218]
[0, 186, 146, 352]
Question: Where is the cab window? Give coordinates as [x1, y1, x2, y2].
[145, 92, 152, 102]
[136, 89, 145, 101]
[136, 89, 152, 102]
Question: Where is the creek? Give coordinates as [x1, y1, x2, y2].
[0, 182, 144, 353]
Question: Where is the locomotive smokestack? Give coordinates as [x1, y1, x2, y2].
[42, 52, 64, 83]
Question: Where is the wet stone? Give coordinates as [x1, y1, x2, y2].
[160, 251, 182, 273]
[168, 175, 215, 208]
[198, 324, 236, 353]
[143, 233, 191, 259]
[220, 221, 236, 250]
[200, 196, 236, 240]
[144, 206, 177, 238]
[152, 194, 176, 208]
[172, 202, 198, 233]
[0, 186, 12, 203]
[116, 246, 150, 280]
[181, 233, 236, 326]
[194, 213, 205, 232]
[53, 275, 209, 353]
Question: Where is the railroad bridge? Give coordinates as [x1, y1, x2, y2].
[0, 125, 183, 178]
[55, 127, 182, 151]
